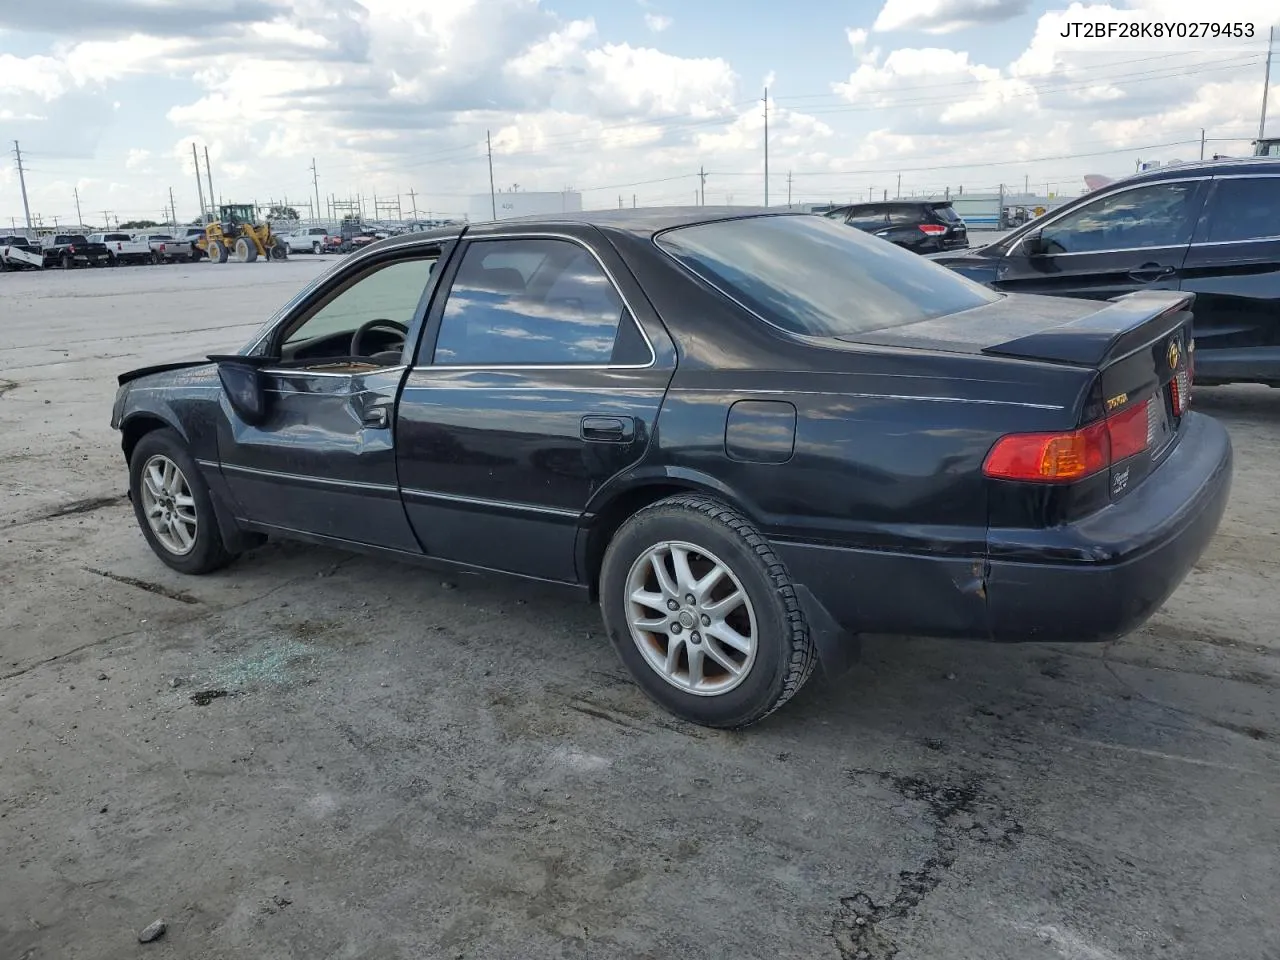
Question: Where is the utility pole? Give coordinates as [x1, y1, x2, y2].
[1024, 174, 1029, 194]
[698, 165, 707, 206]
[102, 210, 111, 230]
[486, 130, 497, 221]
[1260, 25, 1275, 140]
[204, 146, 215, 219]
[73, 187, 83, 227]
[786, 171, 792, 208]
[896, 172, 901, 199]
[632, 194, 636, 208]
[311, 157, 322, 225]
[1200, 128, 1206, 160]
[618, 194, 623, 209]
[169, 187, 177, 227]
[762, 86, 769, 207]
[408, 188, 418, 219]
[13, 140, 33, 230]
[191, 143, 206, 222]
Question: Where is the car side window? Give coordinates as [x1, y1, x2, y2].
[1201, 178, 1280, 243]
[281, 256, 436, 350]
[1038, 181, 1202, 254]
[886, 206, 920, 225]
[431, 238, 631, 366]
[846, 207, 888, 230]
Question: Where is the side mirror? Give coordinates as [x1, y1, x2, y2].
[1020, 229, 1047, 257]
[209, 355, 274, 426]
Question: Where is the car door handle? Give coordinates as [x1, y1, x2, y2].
[361, 406, 389, 428]
[1128, 263, 1176, 282]
[581, 416, 633, 442]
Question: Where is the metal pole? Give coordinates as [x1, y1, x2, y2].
[311, 158, 322, 225]
[192, 144, 206, 221]
[13, 141, 32, 230]
[486, 130, 497, 220]
[204, 147, 215, 221]
[699, 165, 706, 206]
[896, 172, 901, 199]
[787, 171, 792, 208]
[762, 87, 769, 207]
[74, 187, 83, 227]
[1260, 25, 1275, 140]
[1200, 128, 1206, 160]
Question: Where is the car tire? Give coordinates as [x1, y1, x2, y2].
[61, 253, 73, 269]
[129, 428, 236, 576]
[312, 242, 321, 255]
[210, 240, 229, 264]
[598, 493, 817, 729]
[270, 240, 288, 261]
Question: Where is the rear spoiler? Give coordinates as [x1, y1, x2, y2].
[982, 291, 1194, 368]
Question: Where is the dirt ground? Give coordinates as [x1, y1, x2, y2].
[1, 259, 1278, 960]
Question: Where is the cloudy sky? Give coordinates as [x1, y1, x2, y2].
[1, 0, 1277, 226]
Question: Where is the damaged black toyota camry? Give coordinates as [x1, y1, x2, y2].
[111, 209, 1233, 729]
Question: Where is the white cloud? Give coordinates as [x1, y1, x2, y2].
[873, 0, 1030, 34]
[644, 12, 672, 33]
[125, 148, 152, 169]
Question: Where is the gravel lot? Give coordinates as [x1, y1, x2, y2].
[2, 260, 1278, 960]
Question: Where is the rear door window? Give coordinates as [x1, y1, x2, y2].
[656, 214, 1000, 338]
[932, 204, 963, 223]
[1199, 177, 1280, 243]
[886, 205, 922, 225]
[846, 206, 889, 230]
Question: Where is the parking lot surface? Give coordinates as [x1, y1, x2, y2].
[2, 261, 1278, 960]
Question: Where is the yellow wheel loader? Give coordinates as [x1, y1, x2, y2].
[198, 204, 288, 264]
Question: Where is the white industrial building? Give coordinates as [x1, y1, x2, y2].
[469, 190, 583, 222]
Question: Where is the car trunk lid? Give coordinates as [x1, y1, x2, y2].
[839, 290, 1196, 501]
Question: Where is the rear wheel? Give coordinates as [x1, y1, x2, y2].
[129, 428, 236, 575]
[61, 253, 73, 269]
[311, 241, 321, 255]
[270, 240, 288, 261]
[235, 236, 259, 263]
[598, 494, 817, 729]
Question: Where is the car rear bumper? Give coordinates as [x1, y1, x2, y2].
[773, 412, 1232, 643]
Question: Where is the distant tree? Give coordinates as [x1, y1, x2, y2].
[266, 205, 300, 221]
[120, 219, 159, 230]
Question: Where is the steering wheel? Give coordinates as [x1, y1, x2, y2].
[350, 318, 409, 359]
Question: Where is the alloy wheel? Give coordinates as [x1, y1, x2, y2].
[624, 540, 758, 696]
[139, 454, 198, 555]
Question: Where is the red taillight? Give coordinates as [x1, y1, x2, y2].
[68, 245, 76, 254]
[984, 396, 1154, 483]
[918, 224, 947, 235]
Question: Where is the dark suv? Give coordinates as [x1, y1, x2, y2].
[822, 201, 969, 253]
[930, 157, 1280, 388]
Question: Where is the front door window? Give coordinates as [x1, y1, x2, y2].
[1037, 181, 1202, 254]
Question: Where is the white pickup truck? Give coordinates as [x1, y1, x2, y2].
[133, 233, 195, 263]
[0, 235, 43, 270]
[88, 232, 152, 266]
[281, 226, 330, 254]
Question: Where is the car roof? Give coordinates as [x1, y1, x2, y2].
[1105, 156, 1280, 187]
[372, 206, 809, 249]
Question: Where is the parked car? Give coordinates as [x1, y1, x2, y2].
[0, 235, 42, 270]
[325, 222, 379, 254]
[822, 200, 969, 253]
[930, 157, 1280, 387]
[111, 209, 1231, 728]
[88, 232, 151, 266]
[40, 234, 107, 268]
[282, 226, 331, 254]
[133, 234, 195, 264]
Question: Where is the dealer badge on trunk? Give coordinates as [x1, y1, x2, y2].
[1167, 336, 1181, 370]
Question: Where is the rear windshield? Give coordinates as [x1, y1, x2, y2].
[931, 204, 962, 222]
[654, 214, 999, 337]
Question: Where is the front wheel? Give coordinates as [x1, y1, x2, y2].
[311, 242, 321, 255]
[129, 428, 236, 575]
[270, 240, 288, 261]
[598, 494, 817, 729]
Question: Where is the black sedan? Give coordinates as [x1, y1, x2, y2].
[931, 157, 1280, 387]
[111, 209, 1232, 728]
